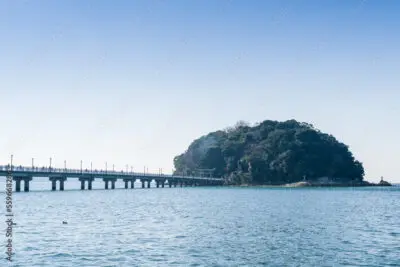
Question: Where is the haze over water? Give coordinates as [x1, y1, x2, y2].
[1, 183, 399, 266]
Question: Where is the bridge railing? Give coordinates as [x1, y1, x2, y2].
[0, 165, 145, 176]
[0, 165, 223, 181]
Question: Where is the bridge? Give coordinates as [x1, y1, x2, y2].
[0, 165, 224, 192]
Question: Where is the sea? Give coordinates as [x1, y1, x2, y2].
[1, 180, 399, 266]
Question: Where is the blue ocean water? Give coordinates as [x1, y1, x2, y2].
[1, 180, 399, 266]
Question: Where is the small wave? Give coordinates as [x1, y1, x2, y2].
[50, 253, 73, 258]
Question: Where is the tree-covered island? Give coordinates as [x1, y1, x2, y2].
[174, 119, 391, 187]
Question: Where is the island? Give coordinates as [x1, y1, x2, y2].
[173, 119, 391, 187]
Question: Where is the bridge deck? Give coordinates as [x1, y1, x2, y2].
[0, 166, 223, 181]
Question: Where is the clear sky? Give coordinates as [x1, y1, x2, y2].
[1, 1, 399, 182]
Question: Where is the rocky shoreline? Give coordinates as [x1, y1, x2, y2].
[232, 179, 392, 188]
[282, 179, 392, 188]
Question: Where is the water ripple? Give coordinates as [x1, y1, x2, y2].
[0, 186, 398, 266]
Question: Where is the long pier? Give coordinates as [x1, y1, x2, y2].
[0, 165, 224, 192]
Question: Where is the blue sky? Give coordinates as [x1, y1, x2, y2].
[1, 1, 399, 182]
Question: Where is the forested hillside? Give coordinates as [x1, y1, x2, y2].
[174, 120, 364, 185]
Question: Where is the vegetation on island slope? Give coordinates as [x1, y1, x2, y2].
[173, 120, 365, 185]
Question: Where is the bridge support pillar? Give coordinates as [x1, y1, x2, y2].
[88, 180, 92, 190]
[24, 180, 29, 192]
[15, 179, 21, 192]
[156, 181, 160, 188]
[13, 177, 26, 192]
[147, 180, 151, 188]
[130, 180, 135, 188]
[161, 180, 165, 188]
[111, 180, 116, 189]
[51, 180, 56, 191]
[105, 180, 109, 189]
[168, 181, 172, 188]
[23, 177, 32, 192]
[103, 179, 117, 190]
[50, 177, 67, 191]
[141, 180, 145, 188]
[60, 180, 65, 191]
[80, 180, 85, 190]
[124, 180, 128, 189]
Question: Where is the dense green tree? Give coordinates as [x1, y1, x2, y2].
[174, 119, 365, 185]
